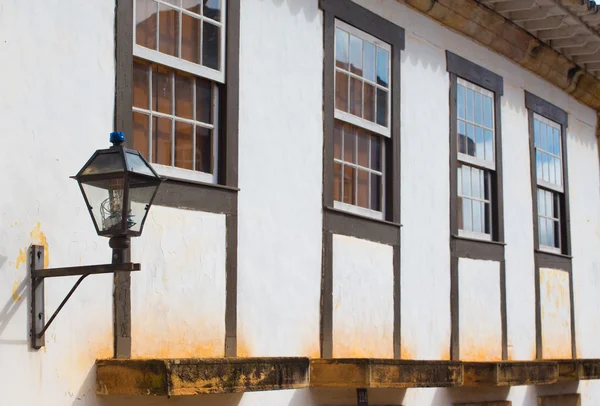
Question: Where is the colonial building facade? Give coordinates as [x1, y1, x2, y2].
[1, 0, 600, 405]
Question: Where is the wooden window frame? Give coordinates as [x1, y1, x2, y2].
[320, 0, 404, 359]
[446, 51, 507, 361]
[525, 91, 575, 359]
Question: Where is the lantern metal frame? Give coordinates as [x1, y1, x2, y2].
[73, 144, 163, 238]
[30, 134, 162, 349]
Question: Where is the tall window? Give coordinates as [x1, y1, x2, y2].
[533, 114, 565, 253]
[133, 0, 225, 183]
[456, 79, 495, 240]
[333, 20, 390, 220]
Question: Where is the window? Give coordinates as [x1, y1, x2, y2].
[525, 92, 570, 256]
[447, 52, 504, 244]
[456, 79, 495, 240]
[133, 0, 225, 183]
[333, 20, 391, 220]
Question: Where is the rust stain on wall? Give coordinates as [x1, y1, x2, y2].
[15, 248, 26, 269]
[132, 331, 223, 359]
[540, 268, 572, 359]
[461, 338, 502, 361]
[30, 222, 49, 268]
[333, 333, 394, 359]
[11, 280, 22, 302]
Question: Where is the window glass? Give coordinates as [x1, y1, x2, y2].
[457, 79, 494, 165]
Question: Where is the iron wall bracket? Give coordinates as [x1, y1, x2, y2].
[29, 245, 140, 349]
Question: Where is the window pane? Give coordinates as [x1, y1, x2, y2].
[371, 137, 381, 171]
[545, 190, 553, 219]
[350, 77, 362, 117]
[466, 124, 475, 157]
[546, 124, 554, 154]
[458, 121, 467, 154]
[364, 83, 375, 122]
[343, 166, 356, 204]
[540, 122, 547, 151]
[175, 73, 194, 119]
[357, 170, 369, 208]
[133, 112, 150, 158]
[204, 0, 221, 21]
[474, 93, 483, 125]
[553, 220, 560, 248]
[153, 68, 172, 114]
[133, 61, 149, 109]
[136, 0, 157, 50]
[543, 153, 550, 182]
[335, 71, 349, 112]
[534, 120, 540, 148]
[554, 128, 561, 156]
[483, 96, 493, 128]
[536, 151, 542, 180]
[334, 121, 343, 159]
[333, 162, 342, 202]
[484, 202, 491, 234]
[335, 28, 349, 70]
[475, 127, 484, 160]
[195, 126, 212, 173]
[343, 125, 355, 163]
[196, 78, 212, 123]
[461, 165, 471, 196]
[181, 13, 201, 64]
[546, 218, 555, 248]
[484, 130, 494, 161]
[473, 200, 482, 233]
[357, 130, 369, 167]
[461, 198, 472, 231]
[457, 85, 465, 120]
[555, 158, 562, 187]
[466, 89, 474, 122]
[203, 21, 220, 70]
[349, 35, 363, 76]
[548, 154, 555, 184]
[371, 173, 381, 211]
[364, 42, 376, 82]
[376, 88, 388, 127]
[158, 3, 179, 57]
[376, 48, 389, 87]
[537, 189, 545, 216]
[471, 167, 481, 199]
[182, 0, 201, 13]
[175, 121, 193, 170]
[153, 117, 172, 166]
[539, 216, 547, 246]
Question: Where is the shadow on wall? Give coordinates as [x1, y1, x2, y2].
[260, 0, 319, 21]
[0, 250, 29, 346]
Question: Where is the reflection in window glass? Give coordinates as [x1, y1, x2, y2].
[456, 79, 494, 164]
[333, 120, 384, 213]
[457, 163, 491, 236]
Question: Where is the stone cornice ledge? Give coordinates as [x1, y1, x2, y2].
[400, 0, 600, 115]
[96, 357, 310, 396]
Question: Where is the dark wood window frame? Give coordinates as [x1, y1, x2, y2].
[525, 91, 575, 360]
[320, 0, 404, 359]
[114, 0, 240, 357]
[447, 51, 507, 361]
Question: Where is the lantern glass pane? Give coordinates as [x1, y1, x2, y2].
[125, 151, 155, 176]
[82, 152, 124, 175]
[81, 177, 126, 235]
[127, 175, 160, 233]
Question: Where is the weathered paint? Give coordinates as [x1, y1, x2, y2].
[2, 0, 600, 404]
[130, 207, 227, 359]
[540, 268, 572, 359]
[332, 235, 394, 358]
[459, 258, 502, 361]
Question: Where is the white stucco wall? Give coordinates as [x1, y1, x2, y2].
[332, 234, 394, 358]
[458, 258, 502, 361]
[130, 207, 227, 358]
[2, 0, 600, 405]
[539, 268, 572, 359]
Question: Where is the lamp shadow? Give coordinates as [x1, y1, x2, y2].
[0, 248, 31, 346]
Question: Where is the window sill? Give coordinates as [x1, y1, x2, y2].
[535, 249, 572, 260]
[451, 234, 506, 246]
[153, 176, 238, 215]
[162, 175, 240, 192]
[324, 206, 401, 246]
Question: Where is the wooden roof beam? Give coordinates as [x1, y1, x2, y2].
[494, 0, 536, 13]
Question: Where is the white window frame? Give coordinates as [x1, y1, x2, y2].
[334, 19, 392, 138]
[457, 78, 496, 171]
[332, 20, 391, 221]
[533, 113, 564, 194]
[132, 0, 225, 183]
[457, 164, 492, 241]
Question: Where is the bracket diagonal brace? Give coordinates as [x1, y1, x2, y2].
[30, 245, 140, 349]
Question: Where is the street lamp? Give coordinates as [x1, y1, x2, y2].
[30, 132, 163, 349]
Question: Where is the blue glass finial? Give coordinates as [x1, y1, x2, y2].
[110, 131, 125, 146]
